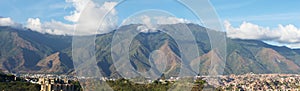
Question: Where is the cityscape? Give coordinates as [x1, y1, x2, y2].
[1, 0, 300, 91]
[2, 72, 300, 91]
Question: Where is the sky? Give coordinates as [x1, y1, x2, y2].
[0, 0, 300, 48]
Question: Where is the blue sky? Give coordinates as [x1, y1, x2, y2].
[0, 0, 300, 48]
[1, 0, 300, 27]
[211, 0, 300, 27]
[0, 0, 71, 23]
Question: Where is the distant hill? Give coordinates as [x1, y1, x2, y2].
[0, 26, 72, 74]
[0, 24, 299, 77]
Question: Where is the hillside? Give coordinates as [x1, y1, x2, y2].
[0, 24, 299, 76]
[0, 26, 72, 74]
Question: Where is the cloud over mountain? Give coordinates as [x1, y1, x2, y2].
[0, 17, 22, 28]
[122, 15, 191, 32]
[5, 0, 118, 35]
[26, 18, 74, 35]
[0, 17, 15, 26]
[225, 20, 300, 48]
[71, 1, 118, 35]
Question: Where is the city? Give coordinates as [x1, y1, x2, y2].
[2, 71, 300, 91]
[218, 73, 300, 90]
[1, 0, 300, 91]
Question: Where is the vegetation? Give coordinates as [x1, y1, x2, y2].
[107, 78, 171, 91]
[1, 24, 300, 78]
[102, 78, 220, 91]
[71, 81, 83, 91]
[0, 81, 40, 91]
[0, 72, 40, 91]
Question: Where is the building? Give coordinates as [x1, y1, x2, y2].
[39, 77, 75, 91]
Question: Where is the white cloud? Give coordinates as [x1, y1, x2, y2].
[25, 0, 118, 35]
[122, 15, 191, 32]
[225, 20, 300, 48]
[43, 20, 75, 35]
[64, 0, 90, 22]
[276, 24, 300, 43]
[26, 18, 43, 32]
[0, 17, 15, 26]
[287, 43, 300, 49]
[155, 16, 191, 25]
[0, 17, 22, 28]
[26, 18, 74, 35]
[225, 20, 280, 40]
[73, 1, 118, 35]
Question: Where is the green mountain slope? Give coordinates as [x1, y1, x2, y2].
[0, 24, 299, 76]
[0, 26, 72, 74]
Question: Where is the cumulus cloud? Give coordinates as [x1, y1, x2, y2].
[64, 0, 90, 22]
[74, 1, 118, 35]
[43, 20, 74, 35]
[123, 15, 191, 32]
[288, 43, 300, 49]
[276, 24, 300, 43]
[225, 20, 280, 40]
[26, 18, 43, 32]
[0, 17, 15, 26]
[225, 20, 300, 48]
[0, 17, 22, 28]
[24, 0, 118, 35]
[26, 18, 74, 35]
[154, 16, 191, 25]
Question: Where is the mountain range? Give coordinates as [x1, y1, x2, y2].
[0, 24, 299, 77]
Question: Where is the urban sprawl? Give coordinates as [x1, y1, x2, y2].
[7, 73, 300, 91]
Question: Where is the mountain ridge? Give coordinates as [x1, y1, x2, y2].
[0, 24, 299, 77]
